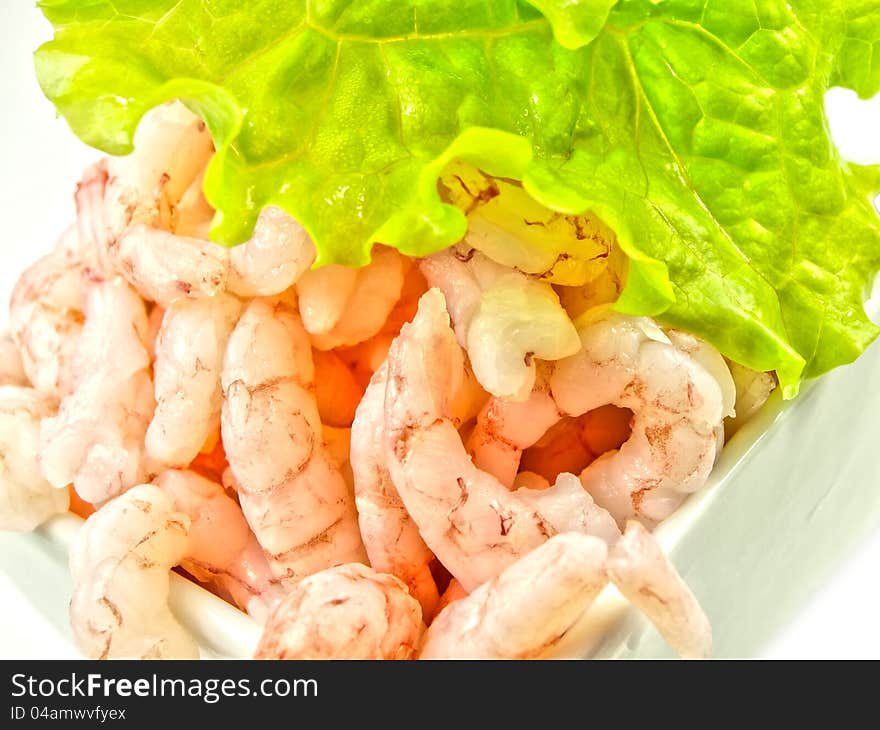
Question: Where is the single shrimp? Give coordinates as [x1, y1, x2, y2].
[111, 225, 229, 308]
[8, 239, 87, 397]
[467, 314, 732, 526]
[154, 470, 281, 619]
[221, 296, 367, 584]
[104, 101, 215, 239]
[419, 533, 609, 659]
[607, 521, 712, 659]
[40, 278, 155, 504]
[421, 247, 580, 400]
[254, 563, 423, 660]
[313, 349, 365, 428]
[350, 362, 441, 618]
[69, 484, 199, 659]
[227, 206, 316, 297]
[0, 386, 69, 531]
[383, 289, 620, 592]
[145, 293, 241, 467]
[309, 247, 410, 351]
[0, 332, 27, 386]
[552, 313, 731, 526]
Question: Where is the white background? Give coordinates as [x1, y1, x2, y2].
[2, 1, 880, 659]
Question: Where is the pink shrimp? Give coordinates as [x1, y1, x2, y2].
[350, 362, 441, 618]
[155, 469, 280, 619]
[383, 289, 619, 592]
[221, 296, 367, 585]
[255, 563, 423, 660]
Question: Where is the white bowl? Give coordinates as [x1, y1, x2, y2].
[2, 2, 879, 660]
[3, 311, 879, 658]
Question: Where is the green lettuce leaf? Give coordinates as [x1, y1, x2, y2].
[34, 0, 880, 395]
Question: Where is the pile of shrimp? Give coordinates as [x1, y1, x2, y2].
[0, 102, 778, 660]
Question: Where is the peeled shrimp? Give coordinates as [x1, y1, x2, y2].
[69, 484, 199, 659]
[552, 314, 729, 525]
[154, 470, 280, 619]
[221, 296, 366, 584]
[0, 332, 27, 386]
[111, 225, 229, 307]
[467, 313, 730, 526]
[40, 278, 155, 504]
[146, 293, 241, 466]
[8, 240, 86, 397]
[421, 525, 711, 659]
[420, 533, 609, 659]
[350, 362, 440, 618]
[88, 102, 229, 306]
[0, 386, 68, 531]
[421, 247, 579, 400]
[255, 563, 423, 660]
[607, 521, 711, 659]
[383, 289, 619, 591]
[227, 206, 316, 297]
[75, 160, 113, 274]
[104, 102, 215, 239]
[308, 247, 409, 351]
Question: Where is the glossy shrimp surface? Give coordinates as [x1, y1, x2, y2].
[39, 278, 156, 504]
[255, 563, 423, 659]
[0, 386, 68, 531]
[85, 103, 229, 307]
[69, 484, 198, 659]
[227, 206, 316, 297]
[221, 296, 367, 585]
[146, 293, 241, 467]
[383, 289, 620, 592]
[420, 533, 608, 659]
[8, 241, 87, 398]
[421, 247, 580, 400]
[350, 362, 440, 618]
[552, 314, 731, 525]
[155, 469, 280, 619]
